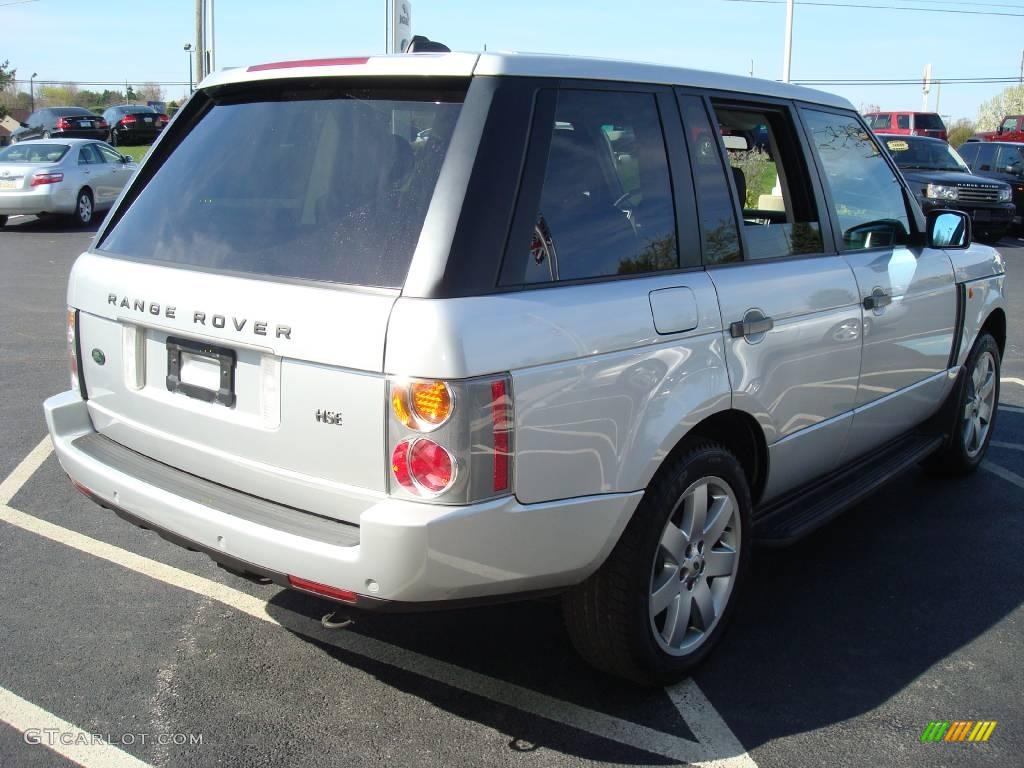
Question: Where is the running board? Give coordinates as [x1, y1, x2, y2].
[753, 432, 945, 545]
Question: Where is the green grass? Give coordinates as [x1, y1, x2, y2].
[116, 145, 150, 162]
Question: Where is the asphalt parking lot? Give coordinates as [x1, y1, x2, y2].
[1, 213, 1022, 768]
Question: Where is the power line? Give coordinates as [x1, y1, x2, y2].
[721, 0, 1024, 16]
[795, 76, 1024, 85]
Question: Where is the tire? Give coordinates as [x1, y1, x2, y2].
[0, 215, 7, 229]
[562, 441, 752, 685]
[926, 332, 1000, 475]
[109, 130, 119, 147]
[73, 189, 94, 227]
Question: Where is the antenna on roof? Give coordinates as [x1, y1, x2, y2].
[405, 35, 450, 53]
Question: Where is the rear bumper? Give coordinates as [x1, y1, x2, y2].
[0, 186, 74, 215]
[44, 390, 639, 607]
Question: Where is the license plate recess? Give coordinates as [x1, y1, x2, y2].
[165, 336, 236, 407]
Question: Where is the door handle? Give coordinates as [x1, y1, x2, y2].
[730, 316, 774, 338]
[863, 288, 892, 311]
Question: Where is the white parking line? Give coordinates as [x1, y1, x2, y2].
[990, 441, 1024, 451]
[1002, 377, 1024, 389]
[1000, 403, 1024, 415]
[0, 438, 756, 767]
[981, 460, 1024, 491]
[0, 685, 152, 768]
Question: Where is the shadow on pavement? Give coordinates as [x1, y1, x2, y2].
[1, 215, 101, 235]
[266, 410, 1024, 763]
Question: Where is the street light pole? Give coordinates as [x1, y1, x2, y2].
[29, 72, 37, 112]
[184, 43, 194, 93]
[782, 0, 794, 83]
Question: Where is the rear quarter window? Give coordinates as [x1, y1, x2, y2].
[98, 82, 465, 288]
[914, 113, 945, 130]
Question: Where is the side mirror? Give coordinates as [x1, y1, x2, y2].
[722, 134, 750, 151]
[122, 154, 133, 163]
[927, 209, 971, 249]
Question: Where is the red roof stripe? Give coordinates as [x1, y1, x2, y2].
[247, 56, 370, 72]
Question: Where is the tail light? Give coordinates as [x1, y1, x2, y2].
[158, 114, 169, 126]
[96, 118, 109, 129]
[55, 118, 71, 130]
[31, 171, 64, 186]
[388, 374, 513, 503]
[67, 308, 86, 397]
[120, 115, 137, 125]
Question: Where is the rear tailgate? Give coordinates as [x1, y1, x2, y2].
[71, 252, 395, 524]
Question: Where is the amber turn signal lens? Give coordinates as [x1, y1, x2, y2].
[391, 387, 413, 428]
[409, 380, 453, 426]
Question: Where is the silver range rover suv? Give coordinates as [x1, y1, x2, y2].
[44, 50, 1006, 685]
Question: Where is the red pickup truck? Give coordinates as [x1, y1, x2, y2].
[970, 115, 1024, 142]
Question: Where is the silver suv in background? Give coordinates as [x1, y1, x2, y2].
[44, 49, 1006, 684]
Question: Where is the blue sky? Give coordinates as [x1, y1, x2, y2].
[2, 0, 1021, 120]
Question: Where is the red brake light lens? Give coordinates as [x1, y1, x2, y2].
[96, 118, 108, 129]
[158, 114, 169, 125]
[491, 380, 510, 492]
[120, 115, 137, 125]
[55, 118, 71, 130]
[287, 575, 358, 604]
[31, 171, 64, 186]
[391, 438, 456, 496]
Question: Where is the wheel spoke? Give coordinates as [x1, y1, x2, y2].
[660, 522, 688, 563]
[704, 548, 737, 578]
[650, 568, 681, 617]
[978, 398, 992, 423]
[681, 481, 708, 541]
[972, 362, 984, 391]
[663, 593, 692, 647]
[963, 414, 976, 450]
[703, 493, 733, 545]
[978, 371, 995, 400]
[691, 580, 716, 630]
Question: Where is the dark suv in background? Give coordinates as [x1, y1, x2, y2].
[11, 107, 109, 142]
[956, 141, 1024, 231]
[882, 135, 1014, 243]
[101, 104, 169, 146]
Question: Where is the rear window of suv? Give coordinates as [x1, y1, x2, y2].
[99, 82, 465, 288]
[914, 113, 944, 130]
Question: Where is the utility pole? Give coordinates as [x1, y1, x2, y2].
[922, 63, 932, 111]
[782, 0, 794, 82]
[195, 0, 205, 83]
[210, 0, 216, 73]
[1019, 49, 1023, 84]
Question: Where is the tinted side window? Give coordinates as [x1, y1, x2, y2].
[996, 145, 1024, 175]
[896, 114, 910, 129]
[509, 89, 678, 283]
[973, 143, 998, 171]
[678, 95, 741, 265]
[869, 114, 891, 130]
[711, 103, 823, 260]
[78, 145, 102, 165]
[802, 109, 910, 250]
[957, 142, 979, 165]
[97, 144, 123, 164]
[1000, 117, 1017, 133]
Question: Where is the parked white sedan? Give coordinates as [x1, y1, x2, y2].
[0, 139, 137, 228]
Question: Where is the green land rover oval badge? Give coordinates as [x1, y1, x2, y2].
[91, 348, 106, 365]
